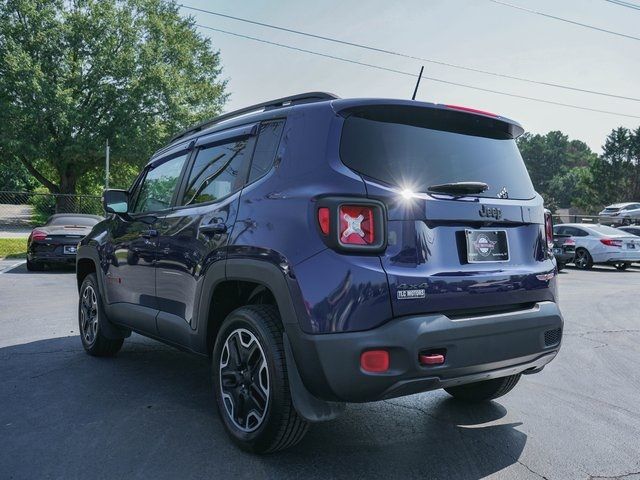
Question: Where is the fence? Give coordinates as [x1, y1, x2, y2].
[0, 191, 103, 237]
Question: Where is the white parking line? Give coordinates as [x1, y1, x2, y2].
[0, 260, 26, 274]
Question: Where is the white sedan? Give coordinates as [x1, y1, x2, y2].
[553, 223, 640, 270]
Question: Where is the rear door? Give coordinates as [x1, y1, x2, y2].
[338, 105, 553, 318]
[154, 124, 257, 345]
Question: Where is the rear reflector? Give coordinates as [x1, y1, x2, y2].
[419, 353, 445, 365]
[360, 350, 389, 373]
[444, 104, 498, 118]
[339, 205, 375, 245]
[317, 207, 330, 235]
[601, 238, 623, 247]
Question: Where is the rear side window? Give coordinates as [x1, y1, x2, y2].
[248, 120, 285, 183]
[340, 107, 536, 200]
[133, 154, 188, 213]
[182, 138, 254, 206]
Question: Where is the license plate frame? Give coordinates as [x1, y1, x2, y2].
[63, 245, 77, 255]
[465, 229, 510, 263]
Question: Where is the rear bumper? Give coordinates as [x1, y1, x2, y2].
[287, 301, 563, 402]
[27, 252, 76, 263]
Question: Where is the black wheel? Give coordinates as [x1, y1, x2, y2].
[557, 262, 565, 271]
[622, 218, 631, 226]
[26, 259, 44, 271]
[574, 248, 593, 270]
[614, 262, 629, 271]
[212, 305, 308, 453]
[444, 374, 521, 403]
[78, 273, 124, 356]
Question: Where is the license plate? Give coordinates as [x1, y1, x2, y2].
[465, 229, 509, 263]
[63, 245, 77, 255]
[628, 243, 636, 249]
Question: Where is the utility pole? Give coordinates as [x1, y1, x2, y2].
[105, 140, 110, 190]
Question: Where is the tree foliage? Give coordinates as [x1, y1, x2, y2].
[516, 128, 640, 213]
[0, 0, 227, 196]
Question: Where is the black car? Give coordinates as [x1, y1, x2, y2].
[76, 93, 563, 453]
[27, 214, 103, 271]
[552, 233, 576, 270]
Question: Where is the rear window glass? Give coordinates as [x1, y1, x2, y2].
[339, 107, 536, 200]
[47, 216, 100, 226]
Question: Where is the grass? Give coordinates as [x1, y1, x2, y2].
[0, 238, 27, 260]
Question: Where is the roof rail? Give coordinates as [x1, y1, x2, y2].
[168, 92, 339, 144]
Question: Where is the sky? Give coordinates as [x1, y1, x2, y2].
[180, 0, 640, 153]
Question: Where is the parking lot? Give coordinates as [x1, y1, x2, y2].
[0, 263, 639, 480]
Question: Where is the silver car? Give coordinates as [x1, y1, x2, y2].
[598, 202, 640, 226]
[553, 223, 640, 270]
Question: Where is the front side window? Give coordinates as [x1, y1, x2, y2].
[182, 138, 254, 206]
[133, 154, 188, 213]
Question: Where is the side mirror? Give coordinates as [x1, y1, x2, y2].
[103, 189, 129, 214]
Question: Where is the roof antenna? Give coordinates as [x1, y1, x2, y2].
[412, 66, 424, 100]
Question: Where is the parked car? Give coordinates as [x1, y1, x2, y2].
[27, 214, 103, 271]
[618, 226, 640, 237]
[553, 223, 640, 270]
[598, 202, 640, 226]
[76, 93, 563, 453]
[552, 234, 575, 270]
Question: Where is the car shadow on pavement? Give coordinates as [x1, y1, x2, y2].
[3, 263, 75, 274]
[0, 336, 527, 479]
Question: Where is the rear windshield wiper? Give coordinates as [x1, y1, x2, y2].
[427, 181, 489, 195]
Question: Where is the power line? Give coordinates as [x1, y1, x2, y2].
[603, 0, 640, 11]
[195, 24, 640, 120]
[489, 0, 640, 41]
[180, 3, 640, 102]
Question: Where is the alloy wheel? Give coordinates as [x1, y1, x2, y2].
[575, 250, 588, 269]
[80, 285, 99, 345]
[219, 328, 270, 432]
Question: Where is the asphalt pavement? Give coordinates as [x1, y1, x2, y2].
[0, 262, 639, 480]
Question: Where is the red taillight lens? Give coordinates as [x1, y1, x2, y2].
[339, 205, 375, 245]
[360, 350, 389, 373]
[601, 238, 623, 247]
[31, 230, 47, 241]
[544, 212, 553, 250]
[317, 207, 330, 235]
[563, 238, 575, 246]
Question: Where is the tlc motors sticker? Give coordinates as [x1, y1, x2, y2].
[397, 283, 427, 300]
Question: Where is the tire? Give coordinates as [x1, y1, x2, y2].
[622, 218, 631, 226]
[444, 374, 521, 403]
[574, 248, 593, 270]
[26, 259, 43, 271]
[212, 305, 309, 453]
[557, 262, 565, 271]
[78, 273, 124, 356]
[614, 262, 630, 271]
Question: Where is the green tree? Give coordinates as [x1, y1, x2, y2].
[517, 130, 597, 209]
[0, 0, 227, 209]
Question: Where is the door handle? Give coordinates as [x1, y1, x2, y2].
[140, 229, 158, 238]
[199, 222, 227, 235]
